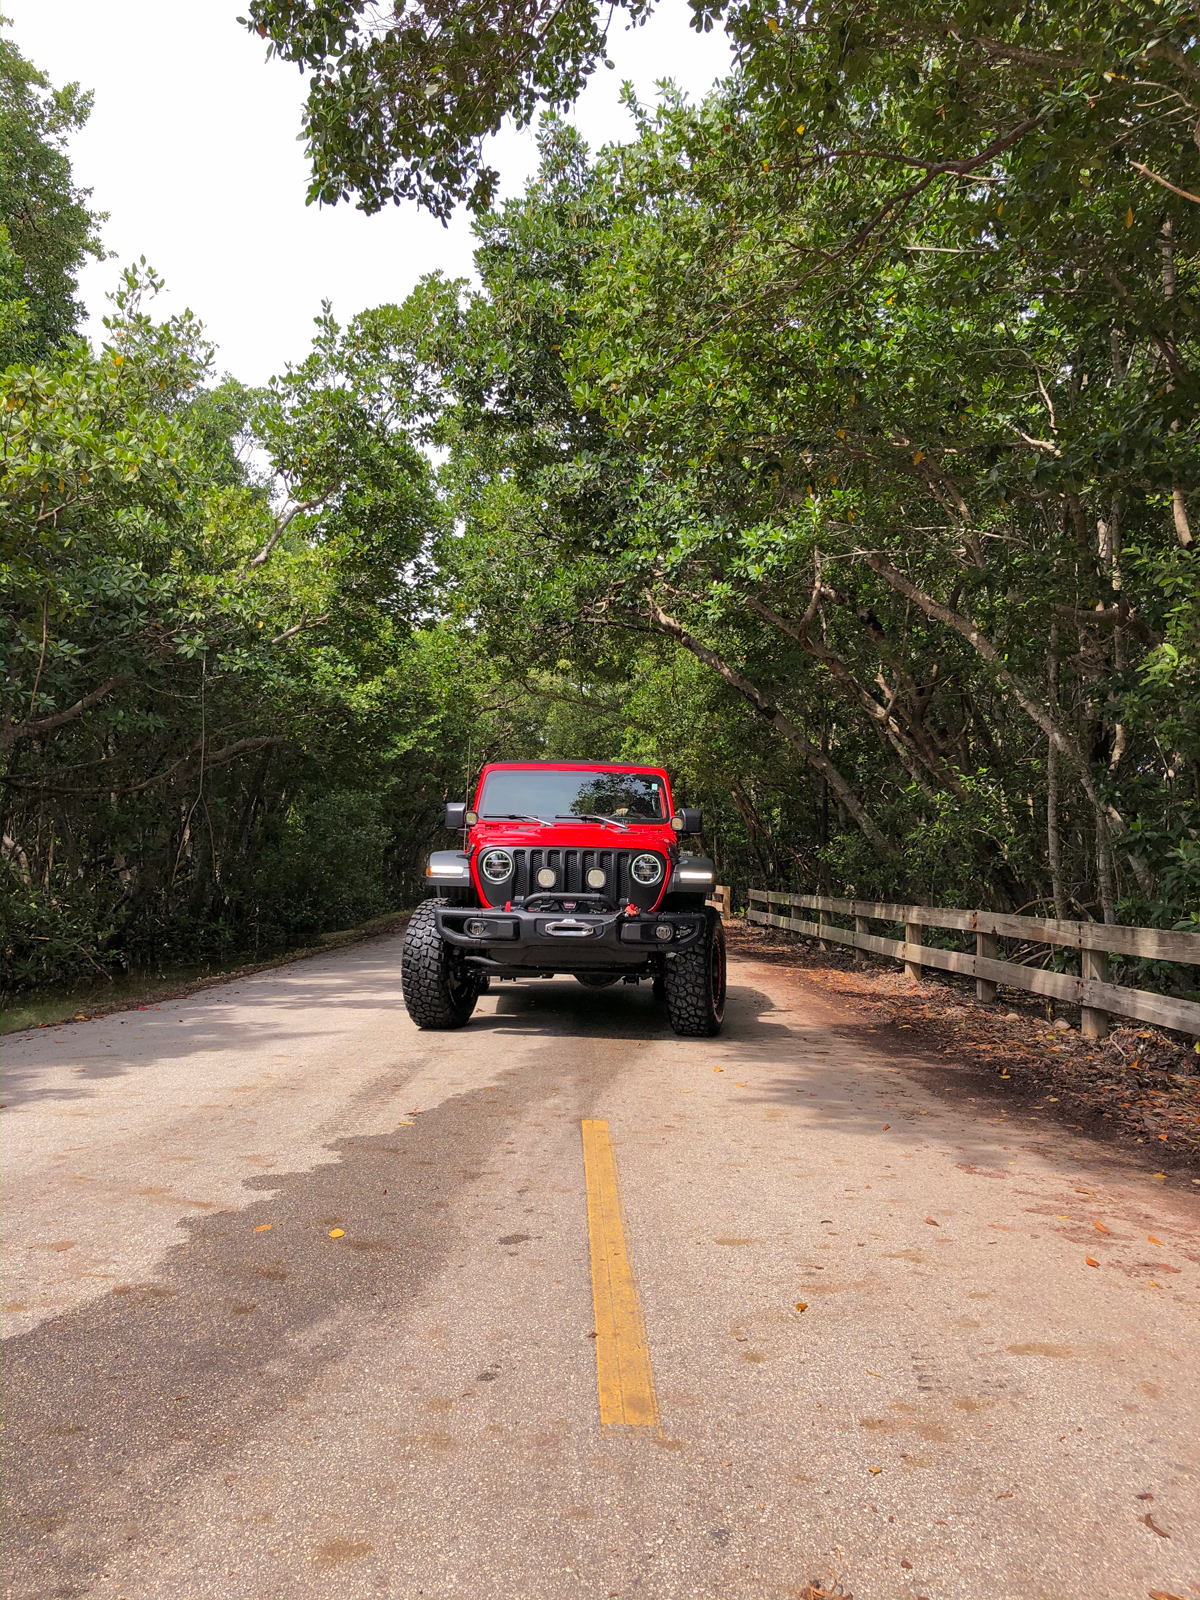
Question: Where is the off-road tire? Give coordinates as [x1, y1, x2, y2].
[576, 973, 621, 989]
[401, 898, 482, 1029]
[664, 914, 726, 1036]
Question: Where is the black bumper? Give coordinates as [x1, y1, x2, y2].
[434, 905, 707, 970]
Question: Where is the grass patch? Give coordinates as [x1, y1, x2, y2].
[1, 911, 410, 1036]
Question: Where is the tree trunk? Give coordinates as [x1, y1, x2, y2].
[1046, 627, 1067, 920]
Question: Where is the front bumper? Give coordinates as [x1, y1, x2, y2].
[434, 905, 707, 970]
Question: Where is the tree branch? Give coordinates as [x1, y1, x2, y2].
[245, 491, 337, 572]
[269, 612, 331, 646]
[1, 673, 135, 753]
[857, 549, 1129, 835]
[643, 590, 893, 855]
[1129, 161, 1200, 205]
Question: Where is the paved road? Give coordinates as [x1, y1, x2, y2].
[3, 932, 1198, 1600]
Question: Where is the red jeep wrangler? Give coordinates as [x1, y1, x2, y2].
[401, 761, 726, 1036]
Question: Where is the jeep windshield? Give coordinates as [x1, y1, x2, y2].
[478, 769, 667, 823]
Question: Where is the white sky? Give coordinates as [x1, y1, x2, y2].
[3, 0, 731, 384]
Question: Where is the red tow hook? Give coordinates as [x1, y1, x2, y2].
[505, 900, 512, 912]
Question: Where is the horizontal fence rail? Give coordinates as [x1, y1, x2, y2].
[746, 890, 1200, 1041]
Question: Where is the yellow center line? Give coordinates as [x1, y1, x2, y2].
[580, 1119, 660, 1431]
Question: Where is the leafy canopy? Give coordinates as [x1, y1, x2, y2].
[0, 31, 105, 364]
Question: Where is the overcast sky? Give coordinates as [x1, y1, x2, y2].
[4, 1, 731, 384]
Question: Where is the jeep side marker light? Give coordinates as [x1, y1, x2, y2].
[676, 866, 715, 882]
[427, 858, 470, 880]
[586, 868, 607, 888]
[536, 867, 557, 888]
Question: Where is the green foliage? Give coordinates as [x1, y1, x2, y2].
[241, 0, 654, 218]
[0, 31, 104, 364]
[1, 267, 473, 994]
[417, 51, 1197, 928]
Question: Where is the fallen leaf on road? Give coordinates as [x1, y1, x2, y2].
[74, 1014, 86, 1020]
[328, 1229, 345, 1238]
[867, 1370, 882, 1377]
[734, 1082, 745, 1087]
[713, 1067, 723, 1073]
[1085, 1256, 1100, 1267]
[1148, 1590, 1187, 1599]
[1148, 1235, 1164, 1245]
[1141, 1512, 1170, 1538]
[254, 1224, 272, 1233]
[996, 1492, 1013, 1499]
[925, 1217, 940, 1226]
[795, 1302, 808, 1312]
[868, 1466, 882, 1474]
[900, 1560, 912, 1569]
[1093, 1220, 1109, 1234]
[1155, 1263, 1181, 1273]
[882, 1124, 890, 1130]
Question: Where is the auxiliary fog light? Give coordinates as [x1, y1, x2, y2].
[586, 868, 607, 889]
[536, 867, 557, 888]
[654, 923, 674, 942]
[465, 918, 489, 937]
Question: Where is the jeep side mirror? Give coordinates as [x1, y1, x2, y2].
[670, 807, 703, 835]
[445, 801, 467, 829]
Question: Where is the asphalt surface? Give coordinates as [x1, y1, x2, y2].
[3, 931, 1198, 1600]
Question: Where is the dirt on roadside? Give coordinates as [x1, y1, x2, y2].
[727, 918, 1200, 1174]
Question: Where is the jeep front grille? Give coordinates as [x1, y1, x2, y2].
[477, 847, 668, 911]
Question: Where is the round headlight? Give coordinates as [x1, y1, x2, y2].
[586, 868, 606, 889]
[536, 867, 557, 888]
[630, 853, 663, 886]
[479, 849, 514, 884]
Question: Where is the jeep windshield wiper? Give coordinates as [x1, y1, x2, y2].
[489, 812, 553, 827]
[557, 813, 630, 831]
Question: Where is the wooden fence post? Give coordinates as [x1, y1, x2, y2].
[1081, 946, 1110, 1040]
[904, 920, 923, 981]
[855, 915, 870, 940]
[976, 931, 998, 1004]
[708, 885, 730, 920]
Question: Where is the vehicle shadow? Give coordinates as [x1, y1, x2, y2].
[471, 976, 782, 1041]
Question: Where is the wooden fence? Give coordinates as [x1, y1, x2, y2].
[745, 889, 1200, 1042]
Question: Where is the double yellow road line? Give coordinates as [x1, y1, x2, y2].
[580, 1119, 660, 1430]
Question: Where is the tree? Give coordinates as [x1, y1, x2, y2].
[0, 33, 104, 365]
[416, 85, 1197, 926]
[0, 268, 465, 988]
